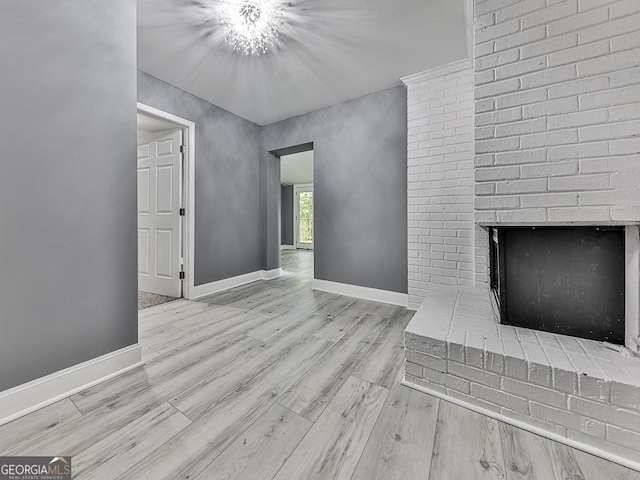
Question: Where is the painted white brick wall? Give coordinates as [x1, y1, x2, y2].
[403, 0, 640, 465]
[474, 0, 640, 225]
[403, 61, 478, 309]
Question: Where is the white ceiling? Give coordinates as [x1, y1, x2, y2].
[281, 150, 313, 186]
[137, 0, 468, 126]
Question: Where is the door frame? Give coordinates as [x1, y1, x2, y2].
[294, 183, 314, 250]
[137, 102, 196, 300]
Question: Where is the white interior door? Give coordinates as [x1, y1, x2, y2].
[137, 129, 182, 297]
[294, 184, 314, 250]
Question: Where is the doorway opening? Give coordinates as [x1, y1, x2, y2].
[136, 103, 196, 309]
[294, 184, 314, 250]
[273, 143, 314, 279]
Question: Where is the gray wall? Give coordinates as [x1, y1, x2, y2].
[262, 86, 408, 294]
[138, 72, 264, 285]
[0, 1, 138, 390]
[281, 185, 294, 245]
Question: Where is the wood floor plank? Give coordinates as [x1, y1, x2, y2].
[73, 403, 191, 480]
[0, 399, 82, 454]
[72, 334, 260, 415]
[280, 250, 313, 272]
[141, 345, 161, 363]
[254, 288, 332, 318]
[245, 295, 339, 342]
[138, 302, 210, 329]
[248, 282, 316, 313]
[206, 284, 289, 310]
[310, 293, 358, 320]
[5, 393, 163, 457]
[140, 308, 268, 355]
[278, 313, 389, 421]
[4, 252, 636, 480]
[116, 389, 278, 480]
[193, 403, 312, 480]
[139, 304, 209, 329]
[70, 367, 162, 415]
[572, 448, 640, 480]
[499, 423, 584, 480]
[117, 335, 334, 480]
[351, 311, 412, 388]
[144, 333, 259, 381]
[351, 371, 439, 480]
[139, 324, 185, 352]
[198, 280, 271, 305]
[366, 301, 414, 321]
[168, 304, 269, 332]
[172, 315, 331, 420]
[428, 400, 507, 480]
[272, 376, 389, 480]
[153, 308, 268, 353]
[73, 302, 274, 416]
[245, 293, 366, 344]
[138, 299, 206, 318]
[313, 298, 382, 343]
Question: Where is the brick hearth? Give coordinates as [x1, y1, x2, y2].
[403, 283, 640, 464]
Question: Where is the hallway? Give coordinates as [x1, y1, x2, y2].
[281, 248, 314, 278]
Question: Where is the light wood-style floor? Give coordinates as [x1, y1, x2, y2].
[2, 250, 639, 479]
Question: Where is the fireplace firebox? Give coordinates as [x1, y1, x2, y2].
[489, 226, 625, 345]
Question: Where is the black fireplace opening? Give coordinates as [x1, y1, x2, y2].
[489, 226, 625, 345]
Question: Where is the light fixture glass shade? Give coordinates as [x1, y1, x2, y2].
[218, 0, 283, 55]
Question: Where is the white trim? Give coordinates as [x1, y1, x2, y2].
[312, 279, 408, 308]
[262, 268, 283, 280]
[401, 59, 472, 86]
[137, 103, 196, 300]
[192, 269, 283, 299]
[281, 245, 296, 250]
[402, 376, 640, 473]
[464, 0, 474, 61]
[193, 271, 263, 298]
[626, 225, 640, 353]
[0, 345, 142, 426]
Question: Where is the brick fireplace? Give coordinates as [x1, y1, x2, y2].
[403, 0, 640, 469]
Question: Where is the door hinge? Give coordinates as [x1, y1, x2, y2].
[179, 271, 185, 280]
[179, 208, 186, 216]
[180, 145, 186, 154]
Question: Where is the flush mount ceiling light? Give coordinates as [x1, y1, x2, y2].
[218, 0, 283, 56]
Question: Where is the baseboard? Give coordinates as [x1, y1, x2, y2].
[401, 376, 640, 473]
[312, 279, 408, 308]
[281, 245, 296, 251]
[192, 269, 283, 299]
[0, 344, 142, 426]
[262, 268, 283, 280]
[192, 271, 263, 298]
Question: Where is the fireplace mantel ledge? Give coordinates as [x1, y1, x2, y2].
[403, 283, 640, 467]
